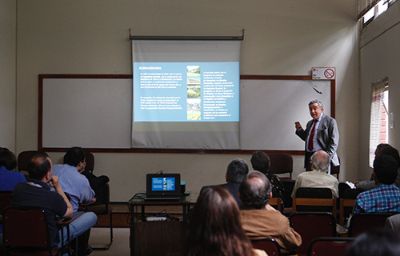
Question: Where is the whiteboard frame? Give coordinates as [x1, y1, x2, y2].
[38, 74, 335, 154]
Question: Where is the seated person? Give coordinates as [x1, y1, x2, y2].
[354, 155, 400, 214]
[292, 150, 339, 198]
[356, 144, 400, 191]
[186, 186, 266, 256]
[11, 152, 97, 254]
[250, 151, 284, 198]
[0, 147, 26, 191]
[53, 147, 96, 213]
[346, 229, 400, 256]
[240, 171, 302, 251]
[200, 159, 249, 208]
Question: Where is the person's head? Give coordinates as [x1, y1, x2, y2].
[28, 151, 52, 181]
[310, 150, 330, 173]
[63, 147, 86, 172]
[226, 159, 249, 183]
[239, 171, 272, 209]
[186, 186, 254, 256]
[346, 229, 400, 256]
[0, 148, 17, 171]
[375, 144, 400, 165]
[250, 151, 271, 174]
[373, 155, 398, 185]
[308, 99, 324, 120]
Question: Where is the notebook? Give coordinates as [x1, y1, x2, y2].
[145, 173, 182, 201]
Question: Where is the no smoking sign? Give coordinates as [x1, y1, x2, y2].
[312, 67, 336, 80]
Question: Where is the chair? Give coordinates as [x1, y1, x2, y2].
[0, 191, 13, 227]
[251, 238, 281, 256]
[269, 153, 293, 179]
[3, 207, 70, 256]
[308, 237, 354, 256]
[348, 213, 394, 237]
[290, 212, 336, 256]
[0, 191, 13, 213]
[293, 188, 337, 217]
[330, 157, 340, 178]
[84, 151, 94, 172]
[269, 197, 284, 212]
[80, 152, 113, 250]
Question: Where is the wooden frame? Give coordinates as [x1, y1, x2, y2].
[38, 74, 336, 153]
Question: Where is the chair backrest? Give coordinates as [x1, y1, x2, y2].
[269, 197, 284, 212]
[17, 150, 37, 172]
[290, 212, 336, 255]
[294, 187, 336, 215]
[269, 153, 293, 178]
[0, 191, 13, 214]
[251, 238, 281, 256]
[348, 213, 394, 237]
[84, 151, 95, 172]
[308, 237, 354, 256]
[3, 207, 50, 249]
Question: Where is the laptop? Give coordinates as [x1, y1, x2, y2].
[144, 173, 182, 201]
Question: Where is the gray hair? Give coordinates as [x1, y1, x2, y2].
[308, 99, 324, 110]
[310, 150, 330, 173]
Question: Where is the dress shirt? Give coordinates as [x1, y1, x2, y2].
[53, 164, 95, 212]
[0, 166, 26, 191]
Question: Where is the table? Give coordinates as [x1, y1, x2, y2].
[128, 194, 193, 256]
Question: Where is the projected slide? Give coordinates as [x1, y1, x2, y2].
[134, 62, 239, 122]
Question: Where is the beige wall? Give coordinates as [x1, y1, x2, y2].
[0, 0, 16, 150]
[16, 0, 359, 201]
[359, 2, 400, 179]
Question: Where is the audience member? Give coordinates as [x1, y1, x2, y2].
[356, 144, 400, 190]
[354, 155, 400, 214]
[292, 150, 339, 197]
[200, 159, 249, 207]
[251, 151, 284, 198]
[53, 147, 96, 212]
[186, 186, 266, 256]
[0, 148, 26, 191]
[346, 229, 400, 256]
[11, 152, 97, 255]
[240, 171, 302, 251]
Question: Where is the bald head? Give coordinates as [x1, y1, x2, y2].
[239, 171, 272, 209]
[310, 150, 330, 173]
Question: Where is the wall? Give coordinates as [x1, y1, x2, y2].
[0, 0, 16, 150]
[16, 0, 359, 201]
[359, 1, 400, 179]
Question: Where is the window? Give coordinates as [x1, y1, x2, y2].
[362, 0, 396, 25]
[369, 79, 389, 167]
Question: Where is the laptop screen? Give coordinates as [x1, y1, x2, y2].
[146, 173, 181, 197]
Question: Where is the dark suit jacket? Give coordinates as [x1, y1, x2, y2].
[199, 182, 242, 208]
[296, 114, 339, 167]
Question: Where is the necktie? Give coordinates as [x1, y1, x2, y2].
[307, 120, 317, 151]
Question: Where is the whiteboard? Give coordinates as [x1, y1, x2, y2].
[240, 79, 331, 150]
[42, 77, 132, 148]
[39, 75, 333, 151]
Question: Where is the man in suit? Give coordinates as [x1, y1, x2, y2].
[295, 99, 339, 171]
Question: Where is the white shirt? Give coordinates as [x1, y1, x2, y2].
[292, 169, 339, 198]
